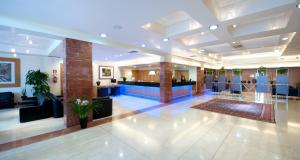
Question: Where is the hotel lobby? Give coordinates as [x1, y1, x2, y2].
[0, 0, 300, 159]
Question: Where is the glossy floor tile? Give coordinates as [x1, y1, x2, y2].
[0, 93, 300, 160]
[0, 95, 160, 144]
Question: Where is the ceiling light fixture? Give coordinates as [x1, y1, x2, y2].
[297, 3, 300, 8]
[232, 41, 237, 44]
[141, 44, 146, 48]
[282, 37, 289, 41]
[163, 38, 169, 42]
[209, 25, 218, 31]
[11, 48, 16, 53]
[28, 40, 33, 45]
[25, 49, 30, 54]
[232, 24, 237, 28]
[100, 33, 107, 38]
[156, 46, 161, 49]
[200, 32, 205, 35]
[13, 53, 17, 57]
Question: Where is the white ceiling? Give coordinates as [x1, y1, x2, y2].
[0, 26, 62, 56]
[0, 0, 300, 68]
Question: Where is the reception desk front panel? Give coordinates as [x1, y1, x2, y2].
[120, 83, 194, 101]
[120, 85, 160, 100]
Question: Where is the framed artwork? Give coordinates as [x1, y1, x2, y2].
[99, 66, 114, 79]
[0, 57, 20, 88]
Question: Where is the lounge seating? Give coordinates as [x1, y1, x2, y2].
[19, 93, 63, 123]
[93, 97, 112, 120]
[0, 92, 14, 109]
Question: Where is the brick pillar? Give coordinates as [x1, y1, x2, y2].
[160, 62, 172, 103]
[196, 67, 205, 95]
[64, 38, 93, 127]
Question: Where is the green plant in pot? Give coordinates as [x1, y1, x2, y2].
[69, 98, 100, 129]
[25, 70, 50, 96]
[277, 68, 288, 76]
[233, 68, 242, 76]
[219, 67, 226, 76]
[206, 68, 213, 75]
[258, 66, 267, 76]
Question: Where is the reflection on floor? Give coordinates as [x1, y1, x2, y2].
[112, 95, 161, 116]
[0, 93, 300, 160]
[0, 95, 161, 144]
[0, 108, 65, 144]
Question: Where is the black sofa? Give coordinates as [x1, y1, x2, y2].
[93, 97, 112, 120]
[0, 92, 14, 109]
[19, 93, 64, 123]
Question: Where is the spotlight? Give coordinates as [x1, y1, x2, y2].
[209, 25, 218, 30]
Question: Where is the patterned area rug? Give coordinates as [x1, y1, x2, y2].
[192, 98, 275, 123]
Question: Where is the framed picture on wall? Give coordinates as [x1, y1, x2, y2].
[99, 66, 114, 79]
[0, 57, 20, 88]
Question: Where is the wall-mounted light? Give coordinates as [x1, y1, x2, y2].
[149, 70, 156, 75]
[209, 25, 218, 31]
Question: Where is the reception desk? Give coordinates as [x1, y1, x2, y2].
[118, 81, 196, 100]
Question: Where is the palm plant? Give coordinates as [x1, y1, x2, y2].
[25, 70, 50, 96]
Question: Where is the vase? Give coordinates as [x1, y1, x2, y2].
[79, 118, 88, 129]
[96, 81, 101, 87]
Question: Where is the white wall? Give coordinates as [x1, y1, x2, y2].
[189, 66, 197, 81]
[0, 53, 63, 102]
[92, 60, 121, 86]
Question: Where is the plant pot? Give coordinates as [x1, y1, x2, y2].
[79, 118, 88, 129]
[96, 81, 101, 87]
[21, 96, 27, 100]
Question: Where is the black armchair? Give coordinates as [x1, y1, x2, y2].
[19, 94, 52, 123]
[93, 97, 112, 120]
[0, 92, 14, 109]
[48, 93, 64, 118]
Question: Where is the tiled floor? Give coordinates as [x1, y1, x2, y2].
[0, 93, 300, 160]
[0, 95, 160, 144]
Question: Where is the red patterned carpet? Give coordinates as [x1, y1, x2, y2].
[192, 98, 275, 123]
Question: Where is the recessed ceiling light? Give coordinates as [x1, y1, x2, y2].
[163, 38, 169, 42]
[28, 40, 33, 45]
[156, 46, 161, 49]
[11, 48, 16, 53]
[282, 37, 289, 41]
[232, 41, 237, 44]
[200, 32, 205, 35]
[209, 25, 218, 31]
[13, 53, 17, 57]
[100, 33, 107, 38]
[297, 3, 300, 8]
[141, 44, 146, 48]
[232, 24, 237, 28]
[25, 49, 30, 54]
[113, 25, 123, 30]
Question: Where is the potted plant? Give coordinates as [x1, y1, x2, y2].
[233, 68, 242, 76]
[25, 70, 50, 96]
[96, 81, 101, 87]
[277, 67, 288, 75]
[258, 66, 267, 76]
[21, 88, 27, 100]
[219, 67, 226, 76]
[69, 98, 99, 129]
[205, 68, 213, 75]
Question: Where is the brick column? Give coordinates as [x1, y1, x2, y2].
[64, 38, 93, 127]
[160, 62, 172, 103]
[196, 67, 205, 95]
